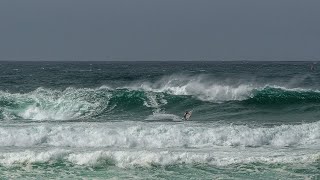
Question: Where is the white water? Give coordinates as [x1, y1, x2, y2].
[0, 121, 319, 149]
[128, 75, 255, 101]
[0, 87, 112, 121]
[0, 147, 318, 168]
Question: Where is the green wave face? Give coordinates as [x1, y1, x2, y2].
[245, 86, 320, 104]
[1, 85, 320, 121]
[0, 87, 185, 120]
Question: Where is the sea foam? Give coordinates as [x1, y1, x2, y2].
[129, 75, 254, 101]
[0, 121, 318, 148]
[0, 148, 318, 168]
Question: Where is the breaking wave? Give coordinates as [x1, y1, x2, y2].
[0, 87, 168, 120]
[0, 121, 319, 148]
[0, 149, 319, 168]
[0, 76, 320, 120]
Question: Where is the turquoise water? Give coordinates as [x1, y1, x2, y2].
[0, 61, 319, 179]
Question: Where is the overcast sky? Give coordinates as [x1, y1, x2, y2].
[0, 0, 319, 61]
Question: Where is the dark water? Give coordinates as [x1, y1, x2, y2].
[0, 61, 319, 179]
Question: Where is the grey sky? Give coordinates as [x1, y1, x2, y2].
[0, 0, 319, 61]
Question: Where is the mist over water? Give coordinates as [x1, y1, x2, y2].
[0, 61, 319, 179]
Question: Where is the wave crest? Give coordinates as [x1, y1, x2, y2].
[1, 80, 320, 120]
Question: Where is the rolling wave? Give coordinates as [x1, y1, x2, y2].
[0, 121, 319, 148]
[0, 149, 319, 168]
[0, 83, 320, 120]
[0, 120, 319, 168]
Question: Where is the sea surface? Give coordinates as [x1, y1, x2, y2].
[0, 61, 319, 179]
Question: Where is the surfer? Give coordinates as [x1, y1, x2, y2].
[183, 111, 192, 121]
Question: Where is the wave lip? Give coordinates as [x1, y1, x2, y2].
[129, 75, 254, 102]
[126, 75, 320, 104]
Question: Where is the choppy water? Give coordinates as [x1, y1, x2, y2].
[0, 61, 319, 179]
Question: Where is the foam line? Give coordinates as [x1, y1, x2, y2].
[0, 121, 318, 148]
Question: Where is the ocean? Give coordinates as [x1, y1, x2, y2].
[0, 61, 319, 179]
